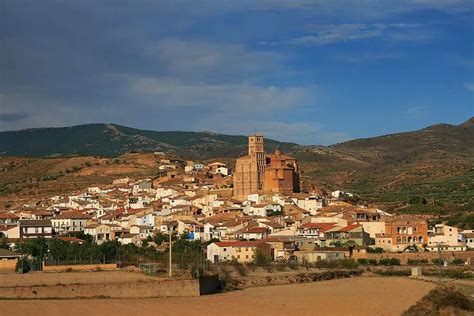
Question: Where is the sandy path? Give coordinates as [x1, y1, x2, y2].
[1, 277, 435, 316]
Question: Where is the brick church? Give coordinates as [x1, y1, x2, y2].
[233, 134, 300, 199]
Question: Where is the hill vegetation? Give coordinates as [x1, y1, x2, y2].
[0, 118, 473, 208]
[0, 123, 297, 159]
[294, 117, 474, 205]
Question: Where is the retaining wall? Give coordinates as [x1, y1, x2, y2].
[352, 250, 474, 264]
[0, 259, 17, 272]
[0, 279, 199, 299]
[42, 263, 117, 272]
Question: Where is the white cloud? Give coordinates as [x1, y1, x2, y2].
[271, 23, 432, 46]
[401, 106, 432, 118]
[115, 74, 318, 114]
[0, 91, 118, 131]
[334, 53, 400, 63]
[195, 118, 350, 145]
[144, 39, 283, 83]
[464, 82, 474, 92]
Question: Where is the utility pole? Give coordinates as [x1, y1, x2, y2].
[168, 229, 172, 278]
[437, 243, 443, 284]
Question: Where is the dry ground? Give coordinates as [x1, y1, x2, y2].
[1, 276, 435, 316]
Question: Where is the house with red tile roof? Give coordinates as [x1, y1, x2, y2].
[206, 240, 271, 263]
[234, 226, 270, 240]
[0, 213, 20, 225]
[324, 224, 368, 246]
[297, 223, 337, 239]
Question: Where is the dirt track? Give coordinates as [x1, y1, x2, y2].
[2, 277, 435, 316]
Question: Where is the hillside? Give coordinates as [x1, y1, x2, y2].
[0, 123, 297, 159]
[294, 117, 474, 204]
[0, 118, 473, 206]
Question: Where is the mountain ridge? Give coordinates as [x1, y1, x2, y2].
[0, 118, 473, 204]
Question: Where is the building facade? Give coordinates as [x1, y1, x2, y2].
[263, 148, 299, 195]
[233, 135, 299, 199]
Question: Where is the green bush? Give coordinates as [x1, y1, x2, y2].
[378, 258, 401, 266]
[368, 259, 378, 266]
[403, 285, 473, 315]
[407, 259, 429, 265]
[15, 257, 31, 274]
[275, 260, 287, 272]
[452, 258, 465, 265]
[230, 259, 248, 276]
[374, 269, 411, 277]
[315, 259, 359, 269]
[432, 259, 444, 266]
[357, 258, 368, 265]
[366, 247, 384, 254]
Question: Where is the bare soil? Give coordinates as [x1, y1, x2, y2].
[2, 276, 435, 316]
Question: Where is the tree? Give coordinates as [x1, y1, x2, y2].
[16, 257, 31, 274]
[153, 232, 166, 245]
[329, 240, 344, 247]
[302, 257, 311, 271]
[253, 248, 272, 272]
[0, 236, 9, 250]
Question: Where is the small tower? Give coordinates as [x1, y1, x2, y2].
[248, 134, 264, 157]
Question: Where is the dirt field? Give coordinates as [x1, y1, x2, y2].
[2, 277, 435, 316]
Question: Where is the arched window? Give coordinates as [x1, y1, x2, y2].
[397, 237, 401, 243]
[402, 237, 407, 243]
[419, 236, 424, 243]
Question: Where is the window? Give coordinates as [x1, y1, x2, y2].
[223, 248, 227, 252]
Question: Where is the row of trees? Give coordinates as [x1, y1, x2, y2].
[10, 231, 214, 274]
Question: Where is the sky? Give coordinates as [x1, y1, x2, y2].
[0, 0, 473, 145]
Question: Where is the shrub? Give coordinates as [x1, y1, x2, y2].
[368, 259, 378, 266]
[314, 259, 359, 269]
[374, 269, 411, 277]
[379, 258, 400, 266]
[275, 260, 287, 272]
[253, 249, 272, 268]
[15, 257, 31, 274]
[288, 260, 299, 271]
[230, 259, 248, 277]
[357, 258, 368, 265]
[407, 259, 429, 265]
[432, 259, 444, 266]
[452, 258, 465, 265]
[366, 247, 384, 254]
[403, 286, 473, 315]
[340, 259, 359, 269]
[389, 258, 401, 266]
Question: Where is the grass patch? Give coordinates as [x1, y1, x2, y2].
[403, 285, 474, 315]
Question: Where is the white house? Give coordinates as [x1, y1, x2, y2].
[51, 212, 93, 234]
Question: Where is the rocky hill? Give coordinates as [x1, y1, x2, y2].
[0, 123, 297, 159]
[0, 118, 473, 205]
[294, 117, 474, 204]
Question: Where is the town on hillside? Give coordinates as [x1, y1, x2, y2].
[0, 135, 473, 270]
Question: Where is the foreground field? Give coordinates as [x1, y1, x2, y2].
[3, 277, 435, 316]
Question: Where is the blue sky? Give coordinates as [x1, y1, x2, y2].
[0, 1, 473, 144]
